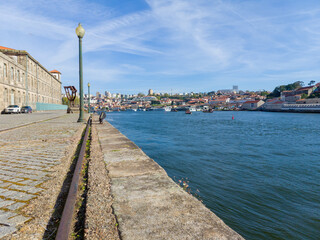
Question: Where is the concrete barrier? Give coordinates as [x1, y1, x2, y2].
[95, 119, 244, 240]
[36, 102, 68, 111]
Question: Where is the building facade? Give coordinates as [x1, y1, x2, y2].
[241, 100, 264, 110]
[0, 46, 62, 111]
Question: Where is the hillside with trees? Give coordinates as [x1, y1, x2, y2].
[267, 81, 304, 98]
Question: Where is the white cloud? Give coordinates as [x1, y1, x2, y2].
[1, 0, 320, 92]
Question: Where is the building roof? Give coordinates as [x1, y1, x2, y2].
[0, 46, 15, 50]
[50, 69, 61, 74]
[297, 86, 314, 91]
[244, 100, 261, 104]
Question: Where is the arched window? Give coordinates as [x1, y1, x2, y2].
[10, 67, 14, 84]
[3, 64, 7, 81]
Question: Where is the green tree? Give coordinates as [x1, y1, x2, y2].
[301, 93, 308, 99]
[308, 80, 316, 86]
[61, 96, 79, 106]
[268, 81, 304, 98]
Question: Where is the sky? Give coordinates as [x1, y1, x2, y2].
[1, 0, 320, 94]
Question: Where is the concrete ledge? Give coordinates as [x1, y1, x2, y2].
[95, 119, 244, 240]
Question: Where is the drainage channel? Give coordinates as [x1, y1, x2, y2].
[55, 116, 92, 240]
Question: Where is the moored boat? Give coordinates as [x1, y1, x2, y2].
[164, 106, 172, 112]
[203, 109, 214, 113]
[185, 109, 192, 114]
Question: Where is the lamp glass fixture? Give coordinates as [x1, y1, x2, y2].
[76, 23, 85, 38]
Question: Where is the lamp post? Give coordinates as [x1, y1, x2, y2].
[76, 23, 85, 122]
[88, 82, 90, 113]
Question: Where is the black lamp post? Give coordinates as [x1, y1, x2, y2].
[76, 23, 85, 122]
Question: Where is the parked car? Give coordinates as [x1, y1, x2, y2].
[21, 106, 32, 113]
[4, 105, 21, 114]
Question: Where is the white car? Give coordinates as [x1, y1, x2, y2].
[5, 105, 21, 114]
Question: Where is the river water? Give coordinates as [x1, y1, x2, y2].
[106, 111, 320, 240]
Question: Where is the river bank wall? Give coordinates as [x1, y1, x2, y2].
[94, 117, 243, 240]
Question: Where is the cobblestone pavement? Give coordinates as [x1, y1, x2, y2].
[0, 113, 86, 238]
[0, 110, 66, 131]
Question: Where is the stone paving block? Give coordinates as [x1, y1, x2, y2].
[0, 226, 17, 239]
[7, 215, 30, 226]
[5, 202, 25, 211]
[0, 199, 15, 208]
[8, 184, 42, 194]
[0, 189, 17, 198]
[7, 191, 35, 201]
[0, 182, 12, 188]
[19, 180, 36, 185]
[0, 210, 16, 222]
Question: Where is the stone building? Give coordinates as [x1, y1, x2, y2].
[0, 46, 62, 111]
[241, 100, 264, 110]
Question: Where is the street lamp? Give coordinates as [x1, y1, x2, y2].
[88, 82, 90, 113]
[76, 23, 85, 122]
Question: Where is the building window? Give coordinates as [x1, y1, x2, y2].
[4, 88, 8, 104]
[17, 70, 20, 82]
[3, 63, 7, 78]
[11, 67, 14, 82]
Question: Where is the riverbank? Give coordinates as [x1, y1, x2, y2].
[105, 110, 320, 239]
[92, 116, 243, 239]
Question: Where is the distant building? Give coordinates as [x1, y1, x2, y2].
[105, 91, 111, 98]
[0, 46, 62, 111]
[148, 89, 154, 95]
[233, 85, 238, 92]
[241, 100, 264, 110]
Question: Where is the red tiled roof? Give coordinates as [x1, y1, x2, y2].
[297, 86, 313, 90]
[0, 46, 15, 50]
[244, 100, 260, 104]
[50, 69, 61, 74]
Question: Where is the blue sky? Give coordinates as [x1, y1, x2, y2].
[1, 0, 320, 94]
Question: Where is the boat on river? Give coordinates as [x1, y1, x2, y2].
[185, 109, 192, 114]
[203, 109, 214, 113]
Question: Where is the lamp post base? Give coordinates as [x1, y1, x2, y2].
[77, 117, 85, 122]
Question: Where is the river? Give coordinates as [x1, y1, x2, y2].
[106, 111, 320, 240]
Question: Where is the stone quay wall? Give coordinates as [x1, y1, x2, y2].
[94, 118, 244, 240]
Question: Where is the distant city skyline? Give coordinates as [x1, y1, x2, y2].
[1, 0, 320, 94]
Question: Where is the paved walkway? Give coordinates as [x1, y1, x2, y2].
[0, 111, 66, 132]
[0, 113, 86, 238]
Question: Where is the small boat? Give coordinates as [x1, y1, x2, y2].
[164, 106, 172, 112]
[185, 109, 192, 114]
[203, 109, 214, 113]
[171, 108, 178, 112]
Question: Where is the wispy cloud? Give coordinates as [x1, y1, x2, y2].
[1, 0, 320, 93]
